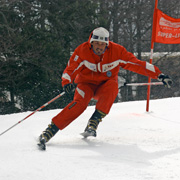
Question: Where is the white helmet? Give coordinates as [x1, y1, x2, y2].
[90, 27, 109, 45]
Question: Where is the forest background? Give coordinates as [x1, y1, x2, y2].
[0, 0, 180, 114]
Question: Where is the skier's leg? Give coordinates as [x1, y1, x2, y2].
[52, 84, 95, 130]
[82, 80, 118, 137]
[38, 83, 94, 145]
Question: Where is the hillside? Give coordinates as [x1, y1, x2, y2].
[0, 97, 180, 180]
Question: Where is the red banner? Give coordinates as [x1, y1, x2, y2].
[153, 9, 180, 44]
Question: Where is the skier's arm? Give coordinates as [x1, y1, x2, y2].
[119, 48, 172, 87]
[61, 50, 83, 87]
[120, 47, 161, 79]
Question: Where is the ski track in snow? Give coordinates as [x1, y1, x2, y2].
[0, 97, 180, 180]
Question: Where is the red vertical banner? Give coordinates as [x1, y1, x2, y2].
[153, 9, 180, 44]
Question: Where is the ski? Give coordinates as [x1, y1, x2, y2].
[80, 131, 96, 138]
[37, 142, 46, 150]
[37, 139, 46, 150]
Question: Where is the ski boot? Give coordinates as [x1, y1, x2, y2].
[81, 109, 106, 138]
[38, 121, 59, 150]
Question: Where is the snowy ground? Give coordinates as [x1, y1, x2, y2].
[0, 97, 180, 180]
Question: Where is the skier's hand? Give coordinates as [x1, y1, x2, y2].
[63, 83, 74, 93]
[158, 74, 173, 88]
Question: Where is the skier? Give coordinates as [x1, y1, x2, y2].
[38, 27, 172, 150]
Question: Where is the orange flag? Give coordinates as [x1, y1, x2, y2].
[153, 9, 180, 44]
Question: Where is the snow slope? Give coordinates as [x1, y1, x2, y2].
[0, 97, 180, 180]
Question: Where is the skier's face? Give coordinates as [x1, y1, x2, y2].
[91, 41, 107, 55]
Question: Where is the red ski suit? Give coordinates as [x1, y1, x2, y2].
[52, 33, 161, 130]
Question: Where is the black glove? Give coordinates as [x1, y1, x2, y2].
[63, 83, 74, 93]
[158, 74, 172, 88]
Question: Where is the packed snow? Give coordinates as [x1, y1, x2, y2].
[0, 97, 180, 180]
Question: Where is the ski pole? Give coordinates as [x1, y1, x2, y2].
[0, 91, 65, 136]
[124, 82, 163, 86]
